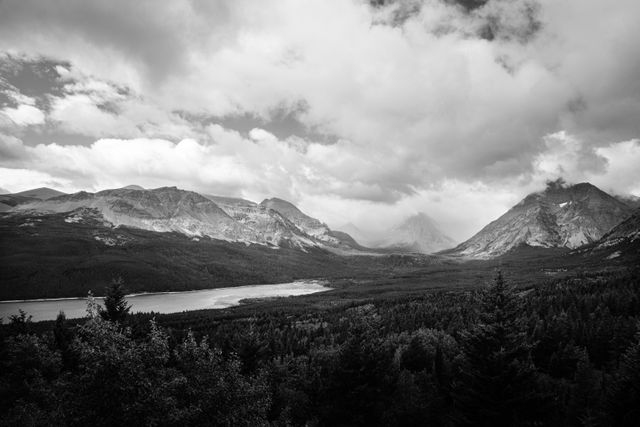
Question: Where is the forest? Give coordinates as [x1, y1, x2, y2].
[1, 269, 639, 426]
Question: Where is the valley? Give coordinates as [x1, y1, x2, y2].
[1, 182, 639, 427]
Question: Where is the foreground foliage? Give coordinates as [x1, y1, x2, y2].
[1, 269, 640, 426]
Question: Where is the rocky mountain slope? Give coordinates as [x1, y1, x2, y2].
[6, 186, 359, 251]
[259, 198, 355, 248]
[590, 207, 640, 256]
[448, 181, 633, 258]
[203, 194, 320, 249]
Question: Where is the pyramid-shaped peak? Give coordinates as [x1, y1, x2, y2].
[449, 181, 633, 258]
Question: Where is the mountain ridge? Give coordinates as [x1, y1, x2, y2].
[6, 186, 360, 252]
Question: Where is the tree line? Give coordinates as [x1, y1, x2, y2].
[1, 270, 639, 426]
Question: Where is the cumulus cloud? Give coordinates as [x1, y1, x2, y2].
[1, 104, 45, 125]
[531, 132, 640, 196]
[532, 131, 607, 182]
[0, 0, 639, 237]
[0, 167, 72, 193]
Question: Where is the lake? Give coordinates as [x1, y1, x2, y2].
[0, 280, 330, 323]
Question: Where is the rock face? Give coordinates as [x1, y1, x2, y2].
[16, 187, 253, 242]
[204, 195, 319, 249]
[450, 181, 633, 258]
[381, 213, 456, 254]
[9, 187, 359, 251]
[595, 208, 640, 250]
[259, 198, 343, 246]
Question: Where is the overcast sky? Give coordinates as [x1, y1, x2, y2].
[1, 0, 639, 241]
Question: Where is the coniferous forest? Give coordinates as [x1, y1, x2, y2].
[2, 269, 640, 426]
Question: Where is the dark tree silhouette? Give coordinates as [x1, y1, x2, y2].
[606, 325, 640, 426]
[100, 278, 131, 323]
[452, 271, 551, 426]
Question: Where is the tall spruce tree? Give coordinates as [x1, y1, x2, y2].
[452, 271, 550, 426]
[606, 325, 640, 426]
[100, 277, 131, 323]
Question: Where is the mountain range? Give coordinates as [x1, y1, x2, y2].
[1, 180, 639, 300]
[2, 180, 639, 261]
[3, 186, 359, 253]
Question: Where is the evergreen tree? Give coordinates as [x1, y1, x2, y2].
[452, 271, 550, 426]
[100, 277, 131, 323]
[53, 311, 75, 369]
[606, 325, 640, 426]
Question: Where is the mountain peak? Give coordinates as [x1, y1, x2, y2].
[449, 181, 633, 258]
[260, 197, 298, 210]
[12, 187, 67, 200]
[384, 212, 456, 254]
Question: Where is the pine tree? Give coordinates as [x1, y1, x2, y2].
[452, 271, 551, 426]
[53, 311, 75, 369]
[100, 277, 131, 323]
[606, 325, 640, 426]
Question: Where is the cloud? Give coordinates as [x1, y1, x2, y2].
[532, 131, 607, 182]
[0, 167, 71, 193]
[531, 132, 640, 196]
[593, 139, 640, 195]
[1, 104, 45, 125]
[0, 0, 639, 237]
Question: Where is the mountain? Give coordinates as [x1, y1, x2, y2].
[259, 198, 351, 247]
[0, 194, 39, 209]
[380, 213, 456, 254]
[11, 187, 66, 200]
[336, 215, 456, 254]
[203, 194, 323, 250]
[260, 198, 331, 237]
[13, 186, 254, 242]
[0, 190, 400, 300]
[6, 186, 359, 251]
[448, 181, 633, 258]
[0, 206, 373, 300]
[590, 207, 640, 257]
[121, 184, 145, 190]
[337, 222, 370, 246]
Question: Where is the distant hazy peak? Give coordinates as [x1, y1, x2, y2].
[12, 187, 67, 200]
[383, 211, 456, 254]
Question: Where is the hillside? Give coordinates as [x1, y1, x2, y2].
[447, 181, 633, 258]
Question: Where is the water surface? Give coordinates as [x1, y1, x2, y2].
[0, 280, 329, 323]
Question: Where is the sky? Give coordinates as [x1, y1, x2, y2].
[1, 0, 640, 242]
